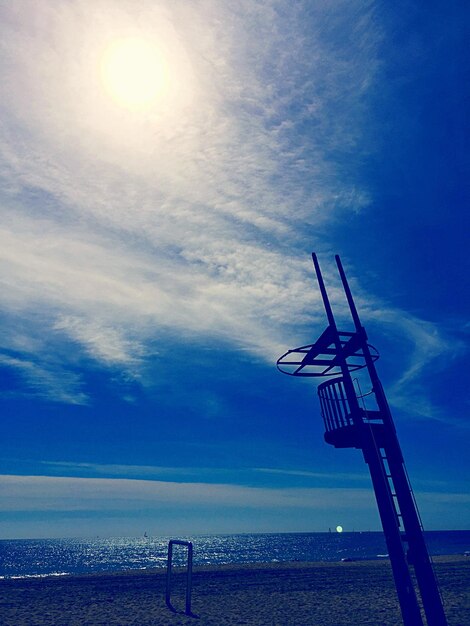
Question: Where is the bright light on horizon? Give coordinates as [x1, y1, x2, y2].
[336, 525, 343, 533]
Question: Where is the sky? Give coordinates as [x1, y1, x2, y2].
[0, 0, 469, 539]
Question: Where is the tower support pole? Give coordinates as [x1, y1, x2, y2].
[386, 445, 448, 626]
[315, 254, 425, 624]
[311, 254, 362, 424]
[279, 255, 449, 626]
[335, 255, 447, 626]
[362, 430, 425, 626]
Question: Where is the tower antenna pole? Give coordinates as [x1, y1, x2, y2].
[311, 253, 362, 425]
[312, 253, 337, 328]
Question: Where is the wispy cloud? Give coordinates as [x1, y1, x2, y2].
[0, 353, 87, 405]
[0, 474, 376, 513]
[253, 467, 369, 482]
[360, 305, 465, 420]
[0, 0, 455, 420]
[2, 474, 468, 530]
[30, 461, 469, 495]
[36, 460, 371, 487]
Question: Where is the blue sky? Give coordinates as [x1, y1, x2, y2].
[0, 0, 468, 539]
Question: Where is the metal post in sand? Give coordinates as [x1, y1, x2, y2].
[166, 539, 193, 615]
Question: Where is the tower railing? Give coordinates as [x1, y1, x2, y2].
[318, 376, 384, 433]
[318, 377, 352, 432]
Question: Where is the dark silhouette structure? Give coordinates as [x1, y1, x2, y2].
[277, 254, 447, 626]
[166, 540, 194, 615]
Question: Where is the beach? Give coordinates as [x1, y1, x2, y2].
[1, 556, 468, 625]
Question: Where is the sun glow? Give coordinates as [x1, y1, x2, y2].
[101, 38, 168, 110]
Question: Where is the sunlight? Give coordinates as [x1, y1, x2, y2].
[101, 38, 168, 110]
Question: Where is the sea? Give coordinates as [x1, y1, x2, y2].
[1, 531, 469, 580]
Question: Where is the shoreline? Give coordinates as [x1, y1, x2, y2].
[1, 552, 467, 579]
[0, 555, 470, 626]
[1, 556, 468, 625]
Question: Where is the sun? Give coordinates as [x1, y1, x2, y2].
[336, 525, 343, 533]
[101, 38, 168, 110]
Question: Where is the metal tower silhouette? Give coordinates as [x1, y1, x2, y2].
[277, 254, 447, 626]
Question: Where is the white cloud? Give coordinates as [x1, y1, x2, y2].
[253, 467, 369, 482]
[0, 353, 87, 405]
[359, 305, 463, 419]
[2, 474, 468, 530]
[0, 474, 376, 512]
[379, 313, 448, 385]
[0, 213, 314, 358]
[0, 0, 453, 417]
[53, 315, 145, 367]
[38, 460, 371, 485]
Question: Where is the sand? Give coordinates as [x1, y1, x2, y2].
[0, 556, 468, 625]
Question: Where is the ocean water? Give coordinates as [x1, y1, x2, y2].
[1, 531, 469, 579]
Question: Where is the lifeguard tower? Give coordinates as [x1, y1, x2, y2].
[277, 254, 447, 626]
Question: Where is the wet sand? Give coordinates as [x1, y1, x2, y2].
[1, 555, 468, 625]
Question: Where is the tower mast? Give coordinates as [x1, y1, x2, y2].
[277, 254, 447, 626]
